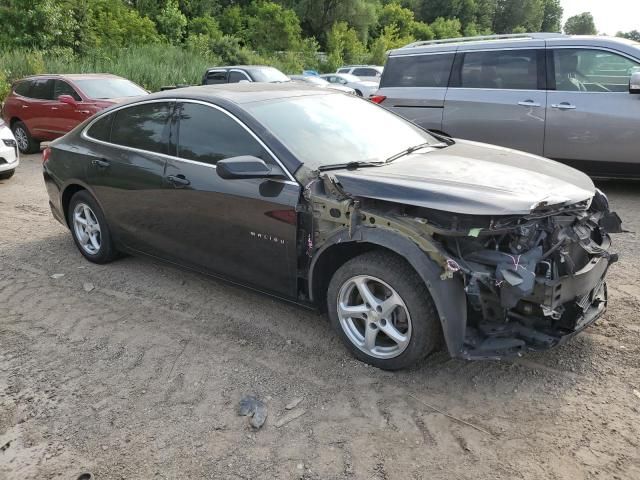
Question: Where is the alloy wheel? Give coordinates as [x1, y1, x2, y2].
[337, 275, 412, 359]
[72, 202, 102, 255]
[14, 126, 28, 152]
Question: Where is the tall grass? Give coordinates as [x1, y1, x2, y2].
[0, 45, 224, 98]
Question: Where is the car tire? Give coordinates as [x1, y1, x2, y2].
[0, 169, 15, 180]
[327, 250, 441, 370]
[354, 89, 363, 97]
[67, 190, 118, 264]
[12, 121, 40, 154]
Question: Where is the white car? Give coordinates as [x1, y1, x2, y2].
[0, 121, 19, 180]
[289, 75, 356, 94]
[337, 65, 384, 82]
[319, 73, 379, 98]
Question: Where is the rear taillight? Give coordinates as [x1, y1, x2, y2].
[369, 95, 386, 104]
[42, 147, 51, 164]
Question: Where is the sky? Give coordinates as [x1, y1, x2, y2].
[561, 0, 640, 35]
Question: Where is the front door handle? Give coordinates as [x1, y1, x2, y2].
[91, 158, 110, 168]
[517, 100, 541, 107]
[167, 175, 191, 187]
[551, 102, 577, 110]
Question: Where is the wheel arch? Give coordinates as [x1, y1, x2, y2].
[308, 227, 468, 357]
[9, 117, 22, 128]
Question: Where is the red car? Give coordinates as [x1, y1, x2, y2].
[1, 73, 148, 153]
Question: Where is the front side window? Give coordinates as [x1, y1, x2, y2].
[381, 53, 454, 88]
[175, 102, 268, 166]
[110, 102, 171, 154]
[460, 49, 539, 90]
[30, 79, 54, 100]
[54, 80, 81, 101]
[205, 71, 227, 84]
[74, 78, 147, 99]
[553, 48, 640, 92]
[245, 93, 437, 170]
[228, 71, 250, 83]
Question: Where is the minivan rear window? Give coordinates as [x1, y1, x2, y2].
[381, 53, 455, 88]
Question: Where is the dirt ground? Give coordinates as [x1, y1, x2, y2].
[1, 153, 639, 480]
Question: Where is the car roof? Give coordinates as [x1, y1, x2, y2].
[205, 65, 277, 72]
[145, 82, 335, 105]
[20, 73, 124, 81]
[389, 33, 640, 56]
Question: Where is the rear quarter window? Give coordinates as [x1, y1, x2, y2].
[110, 102, 172, 154]
[381, 53, 455, 88]
[13, 81, 32, 97]
[86, 113, 114, 142]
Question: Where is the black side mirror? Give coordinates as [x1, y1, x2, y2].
[217, 156, 285, 180]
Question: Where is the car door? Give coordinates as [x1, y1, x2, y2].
[84, 101, 173, 255]
[24, 78, 55, 138]
[47, 79, 87, 134]
[443, 46, 547, 155]
[544, 47, 640, 175]
[158, 101, 301, 297]
[378, 52, 455, 131]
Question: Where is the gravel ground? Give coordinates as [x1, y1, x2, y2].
[1, 154, 639, 480]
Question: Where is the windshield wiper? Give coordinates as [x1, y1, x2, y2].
[317, 161, 385, 172]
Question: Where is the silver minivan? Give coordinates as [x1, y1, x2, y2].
[374, 33, 640, 178]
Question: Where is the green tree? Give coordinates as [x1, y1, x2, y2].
[369, 24, 415, 64]
[493, 0, 545, 34]
[617, 30, 640, 42]
[540, 0, 562, 32]
[377, 2, 415, 37]
[326, 21, 368, 70]
[564, 12, 597, 35]
[188, 15, 222, 39]
[246, 2, 302, 51]
[430, 17, 462, 39]
[156, 0, 188, 44]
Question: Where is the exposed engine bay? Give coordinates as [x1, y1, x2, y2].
[303, 173, 623, 359]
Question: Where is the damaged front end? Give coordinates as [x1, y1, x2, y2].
[435, 190, 622, 359]
[305, 170, 622, 360]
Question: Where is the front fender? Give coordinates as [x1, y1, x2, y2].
[308, 227, 467, 357]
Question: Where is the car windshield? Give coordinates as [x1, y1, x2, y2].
[74, 78, 148, 99]
[301, 76, 329, 85]
[245, 93, 437, 170]
[251, 67, 290, 83]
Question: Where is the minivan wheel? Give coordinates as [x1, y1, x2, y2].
[327, 251, 441, 370]
[11, 121, 40, 154]
[67, 190, 118, 264]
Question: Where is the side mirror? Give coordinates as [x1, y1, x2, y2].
[58, 94, 78, 106]
[630, 71, 640, 94]
[217, 156, 284, 180]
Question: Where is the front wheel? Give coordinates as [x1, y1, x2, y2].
[327, 251, 441, 370]
[0, 169, 15, 180]
[67, 190, 118, 264]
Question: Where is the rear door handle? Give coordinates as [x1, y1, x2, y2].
[551, 103, 577, 110]
[91, 158, 110, 168]
[517, 100, 541, 107]
[167, 175, 190, 186]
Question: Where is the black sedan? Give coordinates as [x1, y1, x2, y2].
[43, 83, 621, 370]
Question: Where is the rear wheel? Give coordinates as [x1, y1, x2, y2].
[0, 169, 15, 180]
[11, 121, 40, 154]
[327, 251, 441, 370]
[67, 190, 118, 264]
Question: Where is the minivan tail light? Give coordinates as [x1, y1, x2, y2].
[42, 147, 51, 164]
[370, 95, 386, 104]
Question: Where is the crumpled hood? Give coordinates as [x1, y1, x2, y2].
[331, 139, 596, 216]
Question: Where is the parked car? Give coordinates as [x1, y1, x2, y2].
[319, 73, 378, 97]
[1, 73, 148, 154]
[43, 83, 621, 370]
[374, 33, 640, 179]
[0, 120, 18, 180]
[337, 65, 384, 82]
[290, 75, 356, 94]
[202, 66, 290, 85]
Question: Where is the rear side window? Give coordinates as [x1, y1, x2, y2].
[14, 81, 32, 97]
[86, 114, 114, 142]
[459, 49, 538, 90]
[53, 80, 81, 101]
[110, 102, 171, 154]
[337, 68, 350, 74]
[175, 102, 268, 166]
[353, 67, 380, 77]
[204, 71, 227, 84]
[381, 53, 454, 88]
[30, 79, 54, 100]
